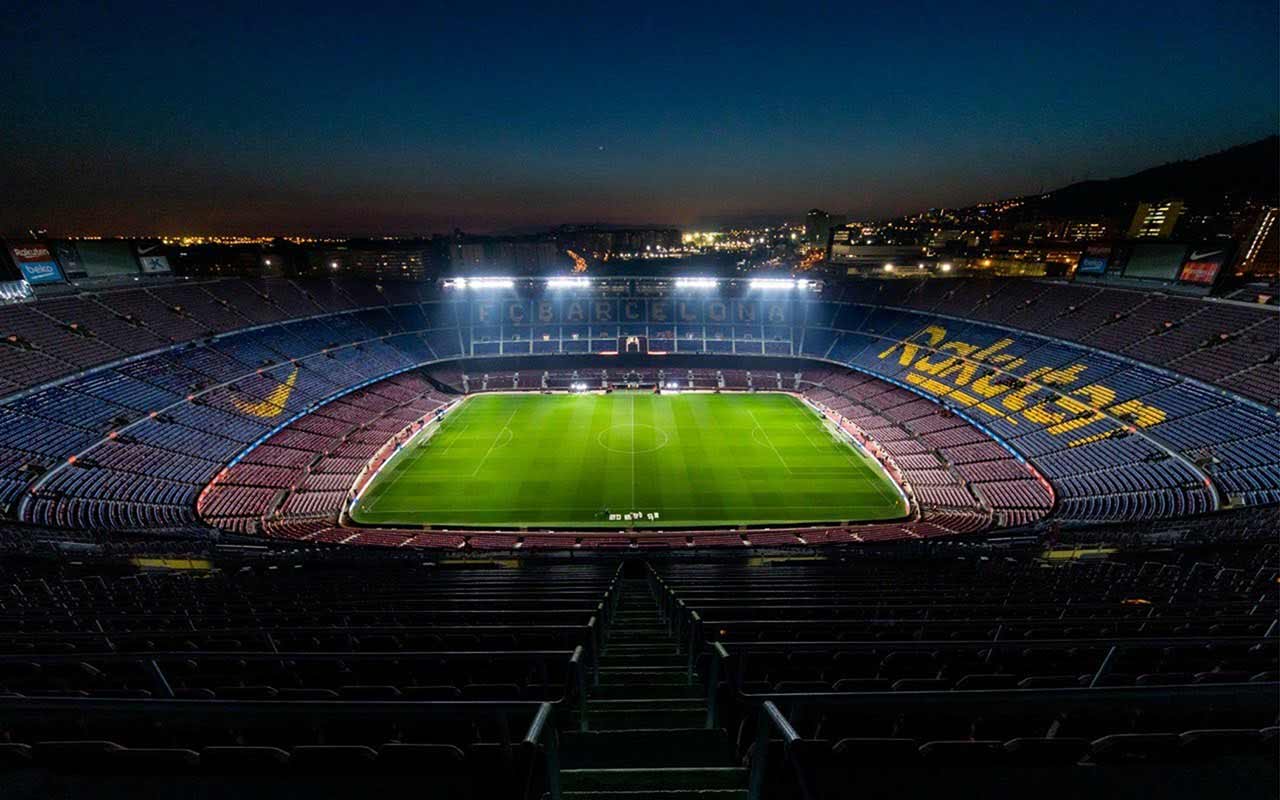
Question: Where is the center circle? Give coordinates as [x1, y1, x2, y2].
[596, 423, 670, 454]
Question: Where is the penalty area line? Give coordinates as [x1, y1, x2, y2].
[470, 407, 519, 477]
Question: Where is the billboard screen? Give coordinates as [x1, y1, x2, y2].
[1178, 243, 1232, 286]
[71, 240, 140, 278]
[5, 241, 65, 285]
[1075, 243, 1111, 275]
[134, 241, 172, 274]
[1122, 242, 1188, 281]
[52, 241, 86, 279]
[0, 280, 34, 304]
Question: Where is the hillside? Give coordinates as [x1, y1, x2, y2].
[1028, 136, 1279, 217]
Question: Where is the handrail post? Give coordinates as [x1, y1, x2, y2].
[686, 613, 702, 685]
[571, 646, 589, 732]
[586, 618, 600, 687]
[706, 642, 729, 730]
[984, 624, 1002, 665]
[1089, 645, 1118, 688]
[545, 723, 562, 800]
[748, 701, 790, 800]
[748, 705, 769, 800]
[705, 645, 719, 729]
[526, 702, 561, 800]
[147, 659, 175, 699]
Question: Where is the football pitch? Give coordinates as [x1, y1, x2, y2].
[349, 392, 908, 529]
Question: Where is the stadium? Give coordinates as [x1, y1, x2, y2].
[0, 266, 1275, 798]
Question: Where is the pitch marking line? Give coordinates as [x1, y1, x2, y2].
[360, 417, 461, 510]
[630, 394, 636, 509]
[747, 408, 793, 475]
[435, 422, 471, 456]
[355, 502, 884, 514]
[791, 421, 900, 509]
[470, 407, 519, 477]
[803, 424, 900, 508]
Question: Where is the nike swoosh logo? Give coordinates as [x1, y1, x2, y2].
[1187, 250, 1223, 260]
[136, 244, 158, 255]
[231, 368, 299, 419]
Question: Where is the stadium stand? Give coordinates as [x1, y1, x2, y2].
[0, 275, 1275, 550]
[0, 558, 617, 799]
[0, 544, 1274, 799]
[654, 548, 1278, 800]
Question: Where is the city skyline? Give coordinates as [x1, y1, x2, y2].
[2, 0, 1277, 235]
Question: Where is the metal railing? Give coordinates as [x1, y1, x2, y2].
[697, 634, 1274, 729]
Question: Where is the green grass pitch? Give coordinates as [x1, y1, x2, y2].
[349, 392, 908, 529]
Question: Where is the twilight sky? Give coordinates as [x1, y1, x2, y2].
[1, 0, 1277, 235]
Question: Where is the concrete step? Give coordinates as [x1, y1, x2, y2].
[561, 767, 749, 793]
[604, 643, 681, 655]
[610, 631, 667, 638]
[559, 729, 734, 769]
[597, 669, 690, 687]
[589, 698, 704, 714]
[600, 653, 686, 668]
[606, 641, 672, 650]
[560, 791, 747, 800]
[586, 707, 708, 730]
[589, 682, 704, 700]
[601, 660, 691, 670]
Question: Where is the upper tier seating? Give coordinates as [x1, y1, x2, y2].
[655, 548, 1279, 800]
[0, 560, 618, 798]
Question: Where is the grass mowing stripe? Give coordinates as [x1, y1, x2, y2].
[349, 392, 908, 529]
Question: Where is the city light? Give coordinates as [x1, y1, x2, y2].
[674, 277, 718, 289]
[547, 276, 590, 289]
[883, 263, 895, 272]
[940, 262, 953, 272]
[749, 278, 801, 290]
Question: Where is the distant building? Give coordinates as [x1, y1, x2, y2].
[449, 236, 570, 273]
[1054, 219, 1112, 241]
[552, 227, 681, 260]
[1127, 200, 1184, 239]
[309, 244, 428, 280]
[1233, 206, 1277, 279]
[805, 209, 847, 246]
[829, 226, 926, 272]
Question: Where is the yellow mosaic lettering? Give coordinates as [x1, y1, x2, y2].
[879, 325, 946, 365]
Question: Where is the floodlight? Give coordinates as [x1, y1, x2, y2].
[548, 277, 590, 289]
[675, 277, 718, 289]
[448, 276, 515, 289]
[749, 278, 799, 290]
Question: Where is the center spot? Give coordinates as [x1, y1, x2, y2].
[597, 423, 670, 454]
